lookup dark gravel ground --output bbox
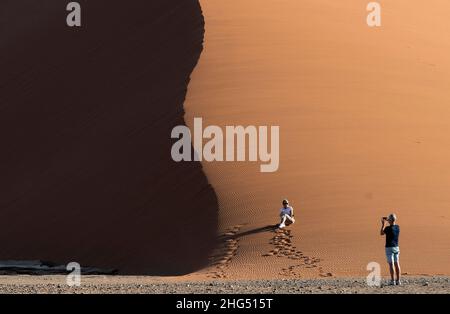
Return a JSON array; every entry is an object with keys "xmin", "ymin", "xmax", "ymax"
[{"xmin": 0, "ymin": 276, "xmax": 449, "ymax": 294}]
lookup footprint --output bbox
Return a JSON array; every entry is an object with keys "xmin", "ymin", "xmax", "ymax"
[
  {"xmin": 264, "ymin": 227, "xmax": 329, "ymax": 278},
  {"xmin": 206, "ymin": 225, "xmax": 242, "ymax": 279}
]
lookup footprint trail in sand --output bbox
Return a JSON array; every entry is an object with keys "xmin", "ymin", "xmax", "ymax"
[
  {"xmin": 206, "ymin": 225, "xmax": 243, "ymax": 279},
  {"xmin": 265, "ymin": 228, "xmax": 333, "ymax": 278},
  {"xmin": 204, "ymin": 224, "xmax": 332, "ymax": 279}
]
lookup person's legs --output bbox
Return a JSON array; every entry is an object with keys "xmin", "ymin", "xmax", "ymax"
[
  {"xmin": 394, "ymin": 262, "xmax": 401, "ymax": 283},
  {"xmin": 392, "ymin": 247, "xmax": 401, "ymax": 284},
  {"xmin": 385, "ymin": 247, "xmax": 395, "ymax": 283},
  {"xmin": 388, "ymin": 262, "xmax": 394, "ymax": 282},
  {"xmin": 285, "ymin": 215, "xmax": 295, "ymax": 224},
  {"xmin": 279, "ymin": 214, "xmax": 287, "ymax": 228}
]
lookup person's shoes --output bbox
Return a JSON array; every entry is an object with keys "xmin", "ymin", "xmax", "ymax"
[
  {"xmin": 388, "ymin": 280, "xmax": 396, "ymax": 286},
  {"xmin": 279, "ymin": 223, "xmax": 286, "ymax": 229},
  {"xmin": 396, "ymin": 280, "xmax": 402, "ymax": 286}
]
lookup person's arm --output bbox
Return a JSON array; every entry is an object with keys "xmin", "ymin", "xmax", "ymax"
[
  {"xmin": 290, "ymin": 207, "xmax": 294, "ymax": 217},
  {"xmin": 380, "ymin": 218, "xmax": 386, "ymax": 235}
]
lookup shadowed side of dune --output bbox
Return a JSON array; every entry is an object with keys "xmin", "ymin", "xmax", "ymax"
[{"xmin": 0, "ymin": 0, "xmax": 217, "ymax": 275}]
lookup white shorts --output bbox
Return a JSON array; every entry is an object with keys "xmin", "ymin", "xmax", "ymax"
[{"xmin": 385, "ymin": 246, "xmax": 400, "ymax": 263}]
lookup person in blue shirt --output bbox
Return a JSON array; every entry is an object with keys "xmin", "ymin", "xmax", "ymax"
[{"xmin": 380, "ymin": 213, "xmax": 401, "ymax": 285}]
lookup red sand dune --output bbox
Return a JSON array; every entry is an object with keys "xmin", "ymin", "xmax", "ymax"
[
  {"xmin": 2, "ymin": 0, "xmax": 450, "ymax": 280},
  {"xmin": 0, "ymin": 0, "xmax": 217, "ymax": 275},
  {"xmin": 184, "ymin": 0, "xmax": 450, "ymax": 279}
]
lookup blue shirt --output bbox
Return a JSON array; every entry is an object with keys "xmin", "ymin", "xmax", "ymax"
[{"xmin": 384, "ymin": 225, "xmax": 400, "ymax": 248}]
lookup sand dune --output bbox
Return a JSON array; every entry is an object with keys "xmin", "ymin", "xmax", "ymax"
[
  {"xmin": 185, "ymin": 0, "xmax": 450, "ymax": 278},
  {"xmin": 0, "ymin": 0, "xmax": 217, "ymax": 275},
  {"xmin": 2, "ymin": 0, "xmax": 449, "ymax": 280}
]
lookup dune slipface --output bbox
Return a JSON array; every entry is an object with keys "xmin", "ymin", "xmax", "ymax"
[{"xmin": 0, "ymin": 0, "xmax": 217, "ymax": 275}]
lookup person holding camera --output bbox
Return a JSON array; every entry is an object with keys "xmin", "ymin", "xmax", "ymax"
[{"xmin": 380, "ymin": 213, "xmax": 401, "ymax": 285}]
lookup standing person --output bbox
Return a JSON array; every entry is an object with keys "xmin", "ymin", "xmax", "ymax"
[
  {"xmin": 279, "ymin": 199, "xmax": 295, "ymax": 229},
  {"xmin": 380, "ymin": 213, "xmax": 401, "ymax": 285}
]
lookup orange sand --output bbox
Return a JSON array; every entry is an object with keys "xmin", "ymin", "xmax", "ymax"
[{"xmin": 184, "ymin": 0, "xmax": 450, "ymax": 279}]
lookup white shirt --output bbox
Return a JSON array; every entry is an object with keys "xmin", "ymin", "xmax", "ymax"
[{"xmin": 280, "ymin": 206, "xmax": 293, "ymax": 216}]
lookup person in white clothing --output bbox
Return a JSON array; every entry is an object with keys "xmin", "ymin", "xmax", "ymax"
[{"xmin": 279, "ymin": 199, "xmax": 295, "ymax": 229}]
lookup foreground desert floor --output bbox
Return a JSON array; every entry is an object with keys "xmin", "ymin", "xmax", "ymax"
[
  {"xmin": 184, "ymin": 0, "xmax": 450, "ymax": 279},
  {"xmin": 0, "ymin": 275, "xmax": 448, "ymax": 294}
]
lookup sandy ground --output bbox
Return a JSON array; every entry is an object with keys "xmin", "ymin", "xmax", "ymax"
[
  {"xmin": 184, "ymin": 0, "xmax": 450, "ymax": 279},
  {"xmin": 0, "ymin": 275, "xmax": 448, "ymax": 294}
]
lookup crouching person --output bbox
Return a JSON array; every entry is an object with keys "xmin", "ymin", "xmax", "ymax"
[{"xmin": 279, "ymin": 199, "xmax": 295, "ymax": 229}]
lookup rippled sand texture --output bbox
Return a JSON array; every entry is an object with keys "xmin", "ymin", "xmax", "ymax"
[{"xmin": 185, "ymin": 0, "xmax": 450, "ymax": 278}]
